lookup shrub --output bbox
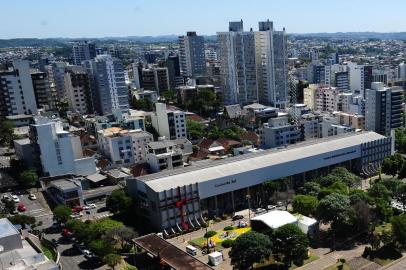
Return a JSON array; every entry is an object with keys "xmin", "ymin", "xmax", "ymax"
[
  {"xmin": 204, "ymin": 230, "xmax": 217, "ymax": 238},
  {"xmin": 363, "ymin": 246, "xmax": 372, "ymax": 258},
  {"xmin": 222, "ymin": 239, "xmax": 234, "ymax": 248},
  {"xmin": 224, "ymin": 226, "xmax": 234, "ymax": 231}
]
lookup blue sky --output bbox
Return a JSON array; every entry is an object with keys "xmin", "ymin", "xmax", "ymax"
[{"xmin": 2, "ymin": 0, "xmax": 406, "ymax": 38}]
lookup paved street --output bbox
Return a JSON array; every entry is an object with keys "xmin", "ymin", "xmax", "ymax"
[{"xmin": 381, "ymin": 256, "xmax": 406, "ymax": 270}]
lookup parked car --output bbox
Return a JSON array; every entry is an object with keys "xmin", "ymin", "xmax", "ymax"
[
  {"xmin": 84, "ymin": 203, "xmax": 96, "ymax": 210},
  {"xmin": 97, "ymin": 206, "xmax": 108, "ymax": 213},
  {"xmin": 62, "ymin": 228, "xmax": 72, "ymax": 237},
  {"xmin": 11, "ymin": 195, "xmax": 20, "ymax": 203},
  {"xmin": 72, "ymin": 205, "xmax": 84, "ymax": 213},
  {"xmin": 267, "ymin": 205, "xmax": 276, "ymax": 211},
  {"xmin": 17, "ymin": 203, "xmax": 27, "ymax": 212},
  {"xmin": 28, "ymin": 194, "xmax": 37, "ymax": 200},
  {"xmin": 1, "ymin": 195, "xmax": 10, "ymax": 202},
  {"xmin": 276, "ymin": 201, "xmax": 284, "ymax": 207},
  {"xmin": 51, "ymin": 239, "xmax": 59, "ymax": 246},
  {"xmin": 232, "ymin": 214, "xmax": 244, "ymax": 221},
  {"xmin": 254, "ymin": 208, "xmax": 266, "ymax": 214},
  {"xmin": 238, "ymin": 221, "xmax": 248, "ymax": 228},
  {"xmin": 70, "ymin": 212, "xmax": 83, "ymax": 219}
]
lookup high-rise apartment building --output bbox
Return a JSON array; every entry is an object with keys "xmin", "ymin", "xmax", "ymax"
[
  {"xmin": 84, "ymin": 55, "xmax": 129, "ymax": 115},
  {"xmin": 365, "ymin": 82, "xmax": 403, "ymax": 136},
  {"xmin": 47, "ymin": 62, "xmax": 68, "ymax": 100},
  {"xmin": 255, "ymin": 20, "xmax": 288, "ymax": 108},
  {"xmin": 72, "ymin": 41, "xmax": 96, "ymax": 65},
  {"xmin": 398, "ymin": 62, "xmax": 406, "ymax": 80},
  {"xmin": 31, "ymin": 70, "xmax": 54, "ymax": 110},
  {"xmin": 64, "ymin": 66, "xmax": 93, "ymax": 114},
  {"xmin": 0, "ymin": 60, "xmax": 38, "ymax": 116},
  {"xmin": 141, "ymin": 67, "xmax": 170, "ymax": 94},
  {"xmin": 217, "ymin": 20, "xmax": 258, "ymax": 105},
  {"xmin": 348, "ymin": 62, "xmax": 372, "ymax": 97},
  {"xmin": 179, "ymin": 32, "xmax": 206, "ymax": 77},
  {"xmin": 166, "ymin": 54, "xmax": 183, "ymax": 89}
]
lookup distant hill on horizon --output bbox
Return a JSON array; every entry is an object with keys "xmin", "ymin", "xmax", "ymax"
[{"xmin": 1, "ymin": 32, "xmax": 406, "ymax": 47}]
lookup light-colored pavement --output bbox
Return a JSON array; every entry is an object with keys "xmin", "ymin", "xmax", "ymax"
[{"xmin": 381, "ymin": 255, "xmax": 406, "ymax": 270}]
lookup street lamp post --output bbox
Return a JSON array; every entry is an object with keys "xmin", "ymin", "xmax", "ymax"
[{"xmin": 246, "ymin": 194, "xmax": 251, "ymax": 222}]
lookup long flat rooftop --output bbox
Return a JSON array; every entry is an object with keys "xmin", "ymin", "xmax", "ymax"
[{"xmin": 138, "ymin": 132, "xmax": 386, "ymax": 192}]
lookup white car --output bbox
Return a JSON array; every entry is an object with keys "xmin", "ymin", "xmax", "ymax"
[
  {"xmin": 70, "ymin": 212, "xmax": 83, "ymax": 219},
  {"xmin": 11, "ymin": 195, "xmax": 20, "ymax": 203},
  {"xmin": 28, "ymin": 194, "xmax": 37, "ymax": 200},
  {"xmin": 84, "ymin": 203, "xmax": 96, "ymax": 210}
]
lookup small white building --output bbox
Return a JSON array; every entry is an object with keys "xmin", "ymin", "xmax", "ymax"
[
  {"xmin": 151, "ymin": 103, "xmax": 187, "ymax": 140},
  {"xmin": 98, "ymin": 127, "xmax": 153, "ymax": 167},
  {"xmin": 132, "ymin": 89, "xmax": 158, "ymax": 103},
  {"xmin": 260, "ymin": 116, "xmax": 300, "ymax": 148},
  {"xmin": 31, "ymin": 117, "xmax": 96, "ymax": 177}
]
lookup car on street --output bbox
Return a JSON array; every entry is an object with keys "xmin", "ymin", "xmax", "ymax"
[
  {"xmin": 51, "ymin": 239, "xmax": 59, "ymax": 246},
  {"xmin": 70, "ymin": 212, "xmax": 83, "ymax": 219},
  {"xmin": 238, "ymin": 221, "xmax": 248, "ymax": 228},
  {"xmin": 232, "ymin": 214, "xmax": 244, "ymax": 221},
  {"xmin": 276, "ymin": 201, "xmax": 284, "ymax": 207},
  {"xmin": 62, "ymin": 228, "xmax": 73, "ymax": 237},
  {"xmin": 28, "ymin": 194, "xmax": 37, "ymax": 200},
  {"xmin": 254, "ymin": 208, "xmax": 267, "ymax": 215},
  {"xmin": 82, "ymin": 249, "xmax": 95, "ymax": 259},
  {"xmin": 11, "ymin": 195, "xmax": 20, "ymax": 203},
  {"xmin": 17, "ymin": 203, "xmax": 26, "ymax": 212},
  {"xmin": 72, "ymin": 205, "xmax": 84, "ymax": 213},
  {"xmin": 84, "ymin": 203, "xmax": 96, "ymax": 210},
  {"xmin": 267, "ymin": 205, "xmax": 276, "ymax": 210}
]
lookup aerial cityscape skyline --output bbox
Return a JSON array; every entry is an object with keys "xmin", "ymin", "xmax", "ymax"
[{"xmin": 3, "ymin": 0, "xmax": 406, "ymax": 38}]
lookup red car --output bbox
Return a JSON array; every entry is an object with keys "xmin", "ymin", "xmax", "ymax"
[
  {"xmin": 62, "ymin": 228, "xmax": 72, "ymax": 237},
  {"xmin": 72, "ymin": 206, "xmax": 84, "ymax": 213},
  {"xmin": 17, "ymin": 203, "xmax": 27, "ymax": 212}
]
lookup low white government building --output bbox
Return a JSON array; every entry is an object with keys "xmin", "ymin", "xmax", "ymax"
[{"xmin": 127, "ymin": 131, "xmax": 392, "ymax": 235}]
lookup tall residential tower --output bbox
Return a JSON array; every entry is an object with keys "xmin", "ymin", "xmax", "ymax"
[{"xmin": 178, "ymin": 32, "xmax": 206, "ymax": 77}]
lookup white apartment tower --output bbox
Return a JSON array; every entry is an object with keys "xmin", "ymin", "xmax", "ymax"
[
  {"xmin": 72, "ymin": 41, "xmax": 96, "ymax": 66},
  {"xmin": 31, "ymin": 117, "xmax": 96, "ymax": 177},
  {"xmin": 151, "ymin": 103, "xmax": 187, "ymax": 140},
  {"xmin": 179, "ymin": 32, "xmax": 206, "ymax": 77},
  {"xmin": 84, "ymin": 55, "xmax": 129, "ymax": 115},
  {"xmin": 255, "ymin": 20, "xmax": 288, "ymax": 108},
  {"xmin": 217, "ymin": 20, "xmax": 258, "ymax": 105},
  {"xmin": 0, "ymin": 60, "xmax": 38, "ymax": 116}
]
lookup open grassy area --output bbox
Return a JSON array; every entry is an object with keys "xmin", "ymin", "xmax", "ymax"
[{"xmin": 189, "ymin": 227, "xmax": 251, "ymax": 249}]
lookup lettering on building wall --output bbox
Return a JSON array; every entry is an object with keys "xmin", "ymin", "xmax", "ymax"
[
  {"xmin": 214, "ymin": 179, "xmax": 237, "ymax": 188},
  {"xmin": 323, "ymin": 150, "xmax": 356, "ymax": 160}
]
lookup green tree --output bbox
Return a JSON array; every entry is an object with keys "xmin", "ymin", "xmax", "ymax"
[
  {"xmin": 18, "ymin": 170, "xmax": 37, "ymax": 187},
  {"xmin": 53, "ymin": 205, "xmax": 72, "ymax": 223},
  {"xmin": 229, "ymin": 231, "xmax": 273, "ymax": 270},
  {"xmin": 349, "ymin": 201, "xmax": 373, "ymax": 233},
  {"xmin": 104, "ymin": 226, "xmax": 137, "ymax": 250},
  {"xmin": 0, "ymin": 118, "xmax": 15, "ymax": 147},
  {"xmin": 292, "ymin": 195, "xmax": 319, "ymax": 216},
  {"xmin": 374, "ymin": 198, "xmax": 393, "ymax": 222},
  {"xmin": 103, "ymin": 253, "xmax": 121, "ymax": 270},
  {"xmin": 391, "ymin": 214, "xmax": 406, "ymax": 247},
  {"xmin": 368, "ymin": 183, "xmax": 392, "ymax": 201},
  {"xmin": 66, "ymin": 219, "xmax": 92, "ymax": 244},
  {"xmin": 160, "ymin": 90, "xmax": 176, "ymax": 103},
  {"xmin": 316, "ymin": 193, "xmax": 351, "ymax": 230},
  {"xmin": 8, "ymin": 214, "xmax": 36, "ymax": 229},
  {"xmin": 382, "ymin": 154, "xmax": 404, "ymax": 176},
  {"xmin": 329, "ymin": 167, "xmax": 361, "ymax": 188},
  {"xmin": 89, "ymin": 218, "xmax": 124, "ymax": 239},
  {"xmin": 106, "ymin": 189, "xmax": 132, "ymax": 214},
  {"xmin": 349, "ymin": 190, "xmax": 372, "ymax": 205},
  {"xmin": 273, "ymin": 224, "xmax": 309, "ymax": 267},
  {"xmin": 89, "ymin": 239, "xmax": 115, "ymax": 257},
  {"xmin": 299, "ymin": 182, "xmax": 321, "ymax": 197},
  {"xmin": 186, "ymin": 119, "xmax": 205, "ymax": 140}
]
